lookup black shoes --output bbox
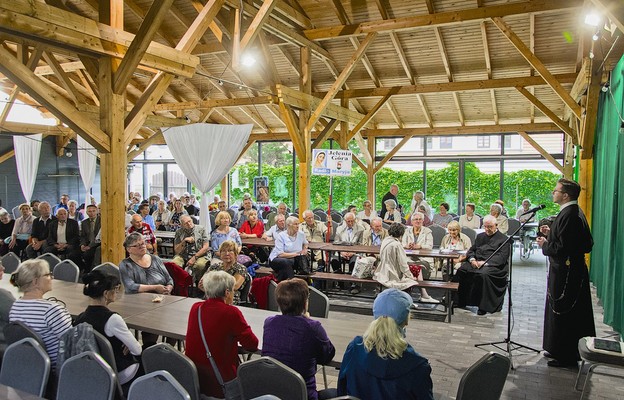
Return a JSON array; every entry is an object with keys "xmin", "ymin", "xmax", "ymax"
[
  {"xmin": 547, "ymin": 359, "xmax": 578, "ymax": 368},
  {"xmin": 477, "ymin": 309, "xmax": 487, "ymax": 315}
]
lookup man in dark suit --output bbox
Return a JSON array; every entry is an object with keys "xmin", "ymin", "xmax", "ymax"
[
  {"xmin": 379, "ymin": 184, "xmax": 400, "ymax": 218},
  {"xmin": 80, "ymin": 204, "xmax": 101, "ymax": 272},
  {"xmin": 453, "ymin": 214, "xmax": 510, "ymax": 316},
  {"xmin": 537, "ymin": 178, "xmax": 595, "ymax": 368},
  {"xmin": 44, "ymin": 208, "xmax": 82, "ymax": 268},
  {"xmin": 25, "ymin": 201, "xmax": 55, "ymax": 259}
]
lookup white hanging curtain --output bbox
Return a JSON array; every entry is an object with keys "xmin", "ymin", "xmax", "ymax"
[
  {"xmin": 163, "ymin": 123, "xmax": 252, "ymax": 230},
  {"xmin": 77, "ymin": 135, "xmax": 97, "ymax": 208},
  {"xmin": 13, "ymin": 134, "xmax": 42, "ymax": 203}
]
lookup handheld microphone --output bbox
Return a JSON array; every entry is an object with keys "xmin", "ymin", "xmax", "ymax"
[{"xmin": 520, "ymin": 204, "xmax": 545, "ymax": 216}]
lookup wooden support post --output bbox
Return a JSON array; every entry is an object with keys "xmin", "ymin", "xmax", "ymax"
[
  {"xmin": 367, "ymin": 135, "xmax": 375, "ymax": 203},
  {"xmin": 298, "ymin": 46, "xmax": 312, "ymax": 216},
  {"xmin": 577, "ymin": 157, "xmax": 593, "ymax": 238},
  {"xmin": 99, "ymin": 0, "xmax": 126, "ymax": 264},
  {"xmin": 220, "ymin": 176, "xmax": 229, "ymax": 204}
]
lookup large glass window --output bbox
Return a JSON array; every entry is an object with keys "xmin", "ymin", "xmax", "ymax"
[
  {"xmin": 464, "ymin": 161, "xmax": 501, "ymax": 216},
  {"xmin": 426, "ymin": 161, "xmax": 459, "ymax": 214}
]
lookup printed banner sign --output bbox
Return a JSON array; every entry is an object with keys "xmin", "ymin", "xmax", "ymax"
[{"xmin": 312, "ymin": 149, "xmax": 352, "ymax": 176}]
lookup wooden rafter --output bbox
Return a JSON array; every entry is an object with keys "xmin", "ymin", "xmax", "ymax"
[
  {"xmin": 491, "ymin": 17, "xmax": 582, "ymax": 119},
  {"xmin": 480, "ymin": 20, "xmax": 498, "ymax": 123},
  {"xmin": 318, "ymin": 73, "xmax": 577, "ymax": 99},
  {"xmin": 113, "ymin": 0, "xmax": 174, "ymax": 93},
  {"xmin": 277, "ymin": 84, "xmax": 364, "ymax": 125},
  {"xmin": 0, "ymin": 45, "xmax": 109, "ymax": 152},
  {"xmin": 0, "ymin": 47, "xmax": 42, "ymax": 124},
  {"xmin": 0, "ymin": 0, "xmax": 199, "ymax": 78},
  {"xmin": 42, "ymin": 51, "xmax": 84, "ymax": 105},
  {"xmin": 305, "ymin": 32, "xmax": 377, "ymax": 133},
  {"xmin": 123, "ymin": 0, "xmax": 226, "ymax": 146},
  {"xmin": 240, "ymin": 0, "xmax": 278, "ymax": 52},
  {"xmin": 517, "ymin": 131, "xmax": 564, "ymax": 173},
  {"xmin": 346, "ymin": 91, "xmax": 396, "ymax": 143},
  {"xmin": 311, "ymin": 119, "xmax": 339, "ymax": 149},
  {"xmin": 304, "ymin": 0, "xmax": 581, "ymax": 40},
  {"xmin": 243, "ymin": 122, "xmax": 561, "ymax": 142},
  {"xmin": 515, "ymin": 86, "xmax": 577, "ymax": 143},
  {"xmin": 0, "ymin": 149, "xmax": 15, "ymax": 165},
  {"xmin": 374, "ymin": 135, "xmax": 413, "ymax": 173}
]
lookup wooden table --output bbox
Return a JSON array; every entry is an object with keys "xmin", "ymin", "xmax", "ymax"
[
  {"xmin": 1, "ymin": 275, "xmax": 368, "ymax": 367},
  {"xmin": 242, "ymin": 238, "xmax": 328, "ymax": 251},
  {"xmin": 0, "ymin": 276, "xmax": 187, "ymax": 318},
  {"xmin": 124, "ymin": 297, "xmax": 370, "ymax": 366},
  {"xmin": 154, "ymin": 231, "xmax": 176, "ymax": 240}
]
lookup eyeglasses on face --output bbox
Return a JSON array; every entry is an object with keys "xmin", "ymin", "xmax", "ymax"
[{"xmin": 128, "ymin": 242, "xmax": 147, "ymax": 248}]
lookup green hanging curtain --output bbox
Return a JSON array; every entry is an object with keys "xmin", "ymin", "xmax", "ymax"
[{"xmin": 590, "ymin": 54, "xmax": 624, "ymax": 334}]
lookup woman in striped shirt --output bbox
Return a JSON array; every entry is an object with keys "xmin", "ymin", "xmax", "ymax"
[{"xmin": 9, "ymin": 259, "xmax": 72, "ymax": 368}]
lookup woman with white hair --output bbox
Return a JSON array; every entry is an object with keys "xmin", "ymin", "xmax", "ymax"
[
  {"xmin": 409, "ymin": 191, "xmax": 432, "ymax": 220},
  {"xmin": 152, "ymin": 200, "xmax": 171, "ymax": 231},
  {"xmin": 185, "ymin": 271, "xmax": 258, "ymax": 398},
  {"xmin": 9, "ymin": 259, "xmax": 72, "ymax": 368},
  {"xmin": 489, "ymin": 203, "xmax": 509, "ymax": 234},
  {"xmin": 269, "ymin": 216, "xmax": 309, "ymax": 281},
  {"xmin": 382, "ymin": 199, "xmax": 402, "ymax": 224},
  {"xmin": 67, "ymin": 199, "xmax": 84, "ymax": 222},
  {"xmin": 338, "ymin": 288, "xmax": 434, "ymax": 399}
]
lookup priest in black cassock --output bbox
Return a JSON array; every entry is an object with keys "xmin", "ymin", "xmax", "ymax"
[
  {"xmin": 537, "ymin": 178, "xmax": 595, "ymax": 368},
  {"xmin": 453, "ymin": 215, "xmax": 510, "ymax": 315}
]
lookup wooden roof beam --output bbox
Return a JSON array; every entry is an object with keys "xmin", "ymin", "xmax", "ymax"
[
  {"xmin": 0, "ymin": 45, "xmax": 109, "ymax": 152},
  {"xmin": 346, "ymin": 91, "xmax": 396, "ymax": 143},
  {"xmin": 365, "ymin": 122, "xmax": 561, "ymax": 138},
  {"xmin": 0, "ymin": 47, "xmax": 42, "ymax": 124},
  {"xmin": 0, "ymin": 121, "xmax": 71, "ymax": 135},
  {"xmin": 311, "ymin": 119, "xmax": 339, "ymax": 149},
  {"xmin": 154, "ymin": 96, "xmax": 275, "ymax": 112},
  {"xmin": 113, "ymin": 0, "xmax": 173, "ymax": 94},
  {"xmin": 516, "ymin": 86, "xmax": 577, "ymax": 143},
  {"xmin": 277, "ymin": 84, "xmax": 364, "ymax": 125},
  {"xmin": 305, "ymin": 0, "xmax": 582, "ymax": 40},
  {"xmin": 374, "ymin": 135, "xmax": 413, "ymax": 173},
  {"xmin": 480, "ymin": 20, "xmax": 499, "ymax": 124},
  {"xmin": 123, "ymin": 0, "xmax": 225, "ymax": 145},
  {"xmin": 517, "ymin": 131, "xmax": 564, "ymax": 173},
  {"xmin": 0, "ymin": 0, "xmax": 199, "ymax": 78},
  {"xmin": 42, "ymin": 51, "xmax": 85, "ymax": 105},
  {"xmin": 491, "ymin": 17, "xmax": 582, "ymax": 119},
  {"xmin": 318, "ymin": 73, "xmax": 577, "ymax": 99},
  {"xmin": 306, "ymin": 33, "xmax": 377, "ymax": 133},
  {"xmin": 0, "ymin": 149, "xmax": 15, "ymax": 165},
  {"xmin": 240, "ymin": 0, "xmax": 278, "ymax": 52}
]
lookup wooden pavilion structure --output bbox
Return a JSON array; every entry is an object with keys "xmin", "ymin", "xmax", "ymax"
[{"xmin": 0, "ymin": 0, "xmax": 622, "ymax": 263}]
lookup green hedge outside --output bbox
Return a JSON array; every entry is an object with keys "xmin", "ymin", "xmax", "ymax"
[{"xmin": 216, "ymin": 162, "xmax": 560, "ymax": 220}]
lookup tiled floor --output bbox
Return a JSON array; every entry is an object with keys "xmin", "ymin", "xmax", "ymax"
[{"xmin": 318, "ymin": 250, "xmax": 624, "ymax": 399}]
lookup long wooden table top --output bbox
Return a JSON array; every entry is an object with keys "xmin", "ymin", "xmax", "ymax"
[
  {"xmin": 124, "ymin": 297, "xmax": 370, "ymax": 365},
  {"xmin": 0, "ymin": 275, "xmax": 368, "ymax": 367},
  {"xmin": 0, "ymin": 276, "xmax": 187, "ymax": 318}
]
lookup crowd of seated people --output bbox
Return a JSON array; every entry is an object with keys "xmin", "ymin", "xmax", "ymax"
[{"xmin": 0, "ymin": 188, "xmax": 532, "ymax": 398}]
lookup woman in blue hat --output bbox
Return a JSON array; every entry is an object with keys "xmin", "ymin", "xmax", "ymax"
[{"xmin": 337, "ymin": 288, "xmax": 434, "ymax": 400}]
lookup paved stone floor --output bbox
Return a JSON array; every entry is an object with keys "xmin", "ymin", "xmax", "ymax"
[{"xmin": 319, "ymin": 250, "xmax": 624, "ymax": 399}]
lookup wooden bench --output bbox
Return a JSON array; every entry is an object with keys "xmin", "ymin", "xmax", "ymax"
[
  {"xmin": 295, "ymin": 271, "xmax": 458, "ymax": 322},
  {"xmin": 254, "ymin": 267, "xmax": 458, "ymax": 323}
]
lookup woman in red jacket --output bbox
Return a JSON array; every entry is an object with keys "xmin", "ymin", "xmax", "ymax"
[{"xmin": 185, "ymin": 270, "xmax": 258, "ymax": 398}]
